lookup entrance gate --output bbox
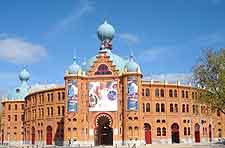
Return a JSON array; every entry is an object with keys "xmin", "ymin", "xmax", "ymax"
[
  {"xmin": 171, "ymin": 123, "xmax": 180, "ymax": 143},
  {"xmin": 95, "ymin": 114, "xmax": 113, "ymax": 146},
  {"xmin": 46, "ymin": 126, "xmax": 52, "ymax": 145},
  {"xmin": 195, "ymin": 123, "xmax": 200, "ymax": 143},
  {"xmin": 31, "ymin": 127, "xmax": 35, "ymax": 145},
  {"xmin": 144, "ymin": 123, "xmax": 152, "ymax": 144}
]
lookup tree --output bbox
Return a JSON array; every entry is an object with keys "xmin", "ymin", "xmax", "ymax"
[{"xmin": 193, "ymin": 49, "xmax": 225, "ymax": 115}]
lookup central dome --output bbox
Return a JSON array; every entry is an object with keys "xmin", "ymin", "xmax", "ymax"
[
  {"xmin": 19, "ymin": 66, "xmax": 30, "ymax": 82},
  {"xmin": 97, "ymin": 20, "xmax": 115, "ymax": 41}
]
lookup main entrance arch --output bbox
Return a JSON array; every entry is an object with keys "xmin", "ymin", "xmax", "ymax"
[
  {"xmin": 95, "ymin": 114, "xmax": 113, "ymax": 146},
  {"xmin": 209, "ymin": 124, "xmax": 212, "ymax": 142},
  {"xmin": 195, "ymin": 123, "xmax": 200, "ymax": 143},
  {"xmin": 144, "ymin": 123, "xmax": 152, "ymax": 144},
  {"xmin": 171, "ymin": 123, "xmax": 180, "ymax": 143},
  {"xmin": 46, "ymin": 126, "xmax": 52, "ymax": 145},
  {"xmin": 31, "ymin": 127, "xmax": 35, "ymax": 145}
]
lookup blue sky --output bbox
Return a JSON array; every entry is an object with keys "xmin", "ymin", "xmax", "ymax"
[{"xmin": 0, "ymin": 0, "xmax": 225, "ymax": 96}]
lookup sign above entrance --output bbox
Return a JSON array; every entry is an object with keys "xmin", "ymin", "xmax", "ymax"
[{"xmin": 88, "ymin": 81, "xmax": 117, "ymax": 111}]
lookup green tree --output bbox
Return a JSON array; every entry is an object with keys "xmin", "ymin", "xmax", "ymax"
[{"xmin": 193, "ymin": 49, "xmax": 225, "ymax": 114}]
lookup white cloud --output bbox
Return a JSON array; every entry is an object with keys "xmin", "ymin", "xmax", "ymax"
[
  {"xmin": 0, "ymin": 37, "xmax": 47, "ymax": 64},
  {"xmin": 143, "ymin": 73, "xmax": 192, "ymax": 82},
  {"xmin": 118, "ymin": 33, "xmax": 140, "ymax": 44},
  {"xmin": 47, "ymin": 0, "xmax": 94, "ymax": 35},
  {"xmin": 137, "ymin": 47, "xmax": 167, "ymax": 62}
]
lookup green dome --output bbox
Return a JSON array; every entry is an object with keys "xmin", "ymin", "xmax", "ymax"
[
  {"xmin": 7, "ymin": 67, "xmax": 30, "ymax": 100},
  {"xmin": 67, "ymin": 57, "xmax": 81, "ymax": 74},
  {"xmin": 125, "ymin": 55, "xmax": 140, "ymax": 72},
  {"xmin": 97, "ymin": 21, "xmax": 115, "ymax": 41},
  {"xmin": 19, "ymin": 66, "xmax": 30, "ymax": 81}
]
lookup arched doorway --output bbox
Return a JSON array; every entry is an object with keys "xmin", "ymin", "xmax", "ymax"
[
  {"xmin": 31, "ymin": 127, "xmax": 35, "ymax": 145},
  {"xmin": 46, "ymin": 126, "xmax": 52, "ymax": 145},
  {"xmin": 95, "ymin": 114, "xmax": 113, "ymax": 146},
  {"xmin": 144, "ymin": 123, "xmax": 152, "ymax": 144},
  {"xmin": 1, "ymin": 130, "xmax": 4, "ymax": 144},
  {"xmin": 209, "ymin": 124, "xmax": 212, "ymax": 142},
  {"xmin": 171, "ymin": 123, "xmax": 179, "ymax": 143},
  {"xmin": 195, "ymin": 123, "xmax": 200, "ymax": 143}
]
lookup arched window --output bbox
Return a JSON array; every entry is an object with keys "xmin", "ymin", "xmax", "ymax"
[
  {"xmin": 51, "ymin": 107, "xmax": 53, "ymax": 116},
  {"xmin": 188, "ymin": 127, "xmax": 191, "ymax": 135},
  {"xmin": 142, "ymin": 89, "xmax": 145, "ymax": 96},
  {"xmin": 157, "ymin": 127, "xmax": 161, "ymax": 136},
  {"xmin": 161, "ymin": 103, "xmax": 165, "ymax": 112},
  {"xmin": 162, "ymin": 127, "xmax": 166, "ymax": 136},
  {"xmin": 186, "ymin": 104, "xmax": 189, "ymax": 112},
  {"xmin": 193, "ymin": 105, "xmax": 196, "ymax": 114},
  {"xmin": 185, "ymin": 91, "xmax": 188, "ymax": 98},
  {"xmin": 160, "ymin": 89, "xmax": 164, "ymax": 97},
  {"xmin": 62, "ymin": 106, "xmax": 65, "ymax": 116},
  {"xmin": 169, "ymin": 89, "xmax": 173, "ymax": 97},
  {"xmin": 155, "ymin": 88, "xmax": 159, "ymax": 97},
  {"xmin": 146, "ymin": 103, "xmax": 150, "ymax": 112},
  {"xmin": 134, "ymin": 126, "xmax": 138, "ymax": 137},
  {"xmin": 142, "ymin": 103, "xmax": 145, "ymax": 112},
  {"xmin": 62, "ymin": 92, "xmax": 65, "ymax": 100},
  {"xmin": 174, "ymin": 90, "xmax": 178, "ymax": 97},
  {"xmin": 47, "ymin": 94, "xmax": 50, "ymax": 102},
  {"xmin": 156, "ymin": 103, "xmax": 160, "ymax": 112},
  {"xmin": 170, "ymin": 104, "xmax": 173, "ymax": 112},
  {"xmin": 51, "ymin": 93, "xmax": 53, "ymax": 102},
  {"xmin": 184, "ymin": 127, "xmax": 187, "ymax": 136},
  {"xmin": 47, "ymin": 107, "xmax": 50, "ymax": 116},
  {"xmin": 57, "ymin": 106, "xmax": 60, "ymax": 115},
  {"xmin": 128, "ymin": 117, "xmax": 132, "ymax": 120},
  {"xmin": 95, "ymin": 64, "xmax": 112, "ymax": 75},
  {"xmin": 129, "ymin": 127, "xmax": 133, "ymax": 136},
  {"xmin": 41, "ymin": 108, "xmax": 44, "ymax": 118},
  {"xmin": 145, "ymin": 88, "xmax": 150, "ymax": 96},
  {"xmin": 218, "ymin": 129, "xmax": 222, "ymax": 138},
  {"xmin": 182, "ymin": 104, "xmax": 185, "ymax": 112},
  {"xmin": 182, "ymin": 90, "xmax": 185, "ymax": 98},
  {"xmin": 175, "ymin": 104, "xmax": 178, "ymax": 112},
  {"xmin": 217, "ymin": 110, "xmax": 220, "ymax": 117},
  {"xmin": 58, "ymin": 92, "xmax": 61, "ymax": 101},
  {"xmin": 192, "ymin": 92, "xmax": 195, "ymax": 99}
]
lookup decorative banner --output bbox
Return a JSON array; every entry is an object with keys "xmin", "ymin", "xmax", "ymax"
[
  {"xmin": 127, "ymin": 77, "xmax": 138, "ymax": 111},
  {"xmin": 67, "ymin": 80, "xmax": 78, "ymax": 112},
  {"xmin": 89, "ymin": 81, "xmax": 117, "ymax": 111}
]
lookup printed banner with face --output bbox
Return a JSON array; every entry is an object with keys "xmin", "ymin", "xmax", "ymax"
[
  {"xmin": 127, "ymin": 77, "xmax": 138, "ymax": 111},
  {"xmin": 89, "ymin": 81, "xmax": 117, "ymax": 111},
  {"xmin": 67, "ymin": 80, "xmax": 78, "ymax": 112}
]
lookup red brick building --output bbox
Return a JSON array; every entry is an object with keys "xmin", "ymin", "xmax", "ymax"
[{"xmin": 0, "ymin": 21, "xmax": 224, "ymax": 146}]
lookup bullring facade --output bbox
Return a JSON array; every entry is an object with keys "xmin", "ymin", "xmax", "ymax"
[{"xmin": 0, "ymin": 21, "xmax": 224, "ymax": 146}]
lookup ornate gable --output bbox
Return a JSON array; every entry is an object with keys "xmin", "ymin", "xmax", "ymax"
[{"xmin": 87, "ymin": 51, "xmax": 119, "ymax": 76}]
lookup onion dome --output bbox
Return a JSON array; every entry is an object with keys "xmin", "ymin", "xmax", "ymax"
[
  {"xmin": 97, "ymin": 20, "xmax": 115, "ymax": 41},
  {"xmin": 125, "ymin": 54, "xmax": 140, "ymax": 72},
  {"xmin": 19, "ymin": 66, "xmax": 30, "ymax": 82},
  {"xmin": 67, "ymin": 57, "xmax": 81, "ymax": 74},
  {"xmin": 7, "ymin": 66, "xmax": 30, "ymax": 100}
]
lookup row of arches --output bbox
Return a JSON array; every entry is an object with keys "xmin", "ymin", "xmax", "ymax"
[
  {"xmin": 31, "ymin": 126, "xmax": 53, "ymax": 145},
  {"xmin": 142, "ymin": 88, "xmax": 190, "ymax": 98},
  {"xmin": 144, "ymin": 123, "xmax": 212, "ymax": 144}
]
